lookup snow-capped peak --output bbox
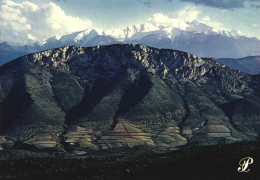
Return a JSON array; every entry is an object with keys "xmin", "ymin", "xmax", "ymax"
[
  {"xmin": 185, "ymin": 20, "xmax": 213, "ymax": 34},
  {"xmin": 43, "ymin": 19, "xmax": 244, "ymax": 47},
  {"xmin": 138, "ymin": 23, "xmax": 159, "ymax": 32},
  {"xmin": 40, "ymin": 19, "xmax": 249, "ymax": 54},
  {"xmin": 103, "ymin": 28, "xmax": 125, "ymax": 41},
  {"xmin": 59, "ymin": 29, "xmax": 101, "ymax": 44},
  {"xmin": 216, "ymin": 29, "xmax": 242, "ymax": 38}
]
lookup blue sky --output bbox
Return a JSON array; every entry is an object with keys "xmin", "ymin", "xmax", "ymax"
[{"xmin": 1, "ymin": 0, "xmax": 260, "ymax": 44}]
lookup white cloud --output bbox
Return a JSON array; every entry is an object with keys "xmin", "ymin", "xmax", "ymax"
[
  {"xmin": 0, "ymin": 0, "xmax": 92, "ymax": 45},
  {"xmin": 148, "ymin": 13, "xmax": 173, "ymax": 25},
  {"xmin": 199, "ymin": 16, "xmax": 224, "ymax": 30},
  {"xmin": 147, "ymin": 6, "xmax": 229, "ymax": 32},
  {"xmin": 148, "ymin": 7, "xmax": 201, "ymax": 29},
  {"xmin": 177, "ymin": 8, "xmax": 201, "ymax": 22}
]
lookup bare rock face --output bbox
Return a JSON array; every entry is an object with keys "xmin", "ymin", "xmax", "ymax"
[{"xmin": 0, "ymin": 44, "xmax": 259, "ymax": 156}]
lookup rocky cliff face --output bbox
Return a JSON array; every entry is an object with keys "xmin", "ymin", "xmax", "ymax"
[{"xmin": 0, "ymin": 44, "xmax": 259, "ymax": 155}]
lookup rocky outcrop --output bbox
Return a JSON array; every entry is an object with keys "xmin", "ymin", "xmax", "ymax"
[{"xmin": 0, "ymin": 44, "xmax": 259, "ymax": 155}]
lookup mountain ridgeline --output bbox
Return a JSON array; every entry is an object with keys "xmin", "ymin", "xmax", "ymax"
[
  {"xmin": 217, "ymin": 56, "xmax": 260, "ymax": 75},
  {"xmin": 1, "ymin": 21, "xmax": 260, "ymax": 68},
  {"xmin": 0, "ymin": 44, "xmax": 259, "ymax": 155}
]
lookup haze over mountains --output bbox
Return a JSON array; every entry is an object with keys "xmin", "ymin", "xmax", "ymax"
[
  {"xmin": 0, "ymin": 44, "xmax": 259, "ymax": 155},
  {"xmin": 1, "ymin": 20, "xmax": 260, "ymax": 72},
  {"xmin": 218, "ymin": 56, "xmax": 260, "ymax": 75}
]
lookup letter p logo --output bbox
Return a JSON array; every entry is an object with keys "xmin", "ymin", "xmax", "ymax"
[{"xmin": 238, "ymin": 157, "xmax": 254, "ymax": 172}]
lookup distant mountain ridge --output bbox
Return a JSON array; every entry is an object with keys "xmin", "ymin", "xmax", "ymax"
[
  {"xmin": 217, "ymin": 56, "xmax": 260, "ymax": 75},
  {"xmin": 0, "ymin": 42, "xmax": 40, "ymax": 66},
  {"xmin": 1, "ymin": 20, "xmax": 260, "ymax": 67}
]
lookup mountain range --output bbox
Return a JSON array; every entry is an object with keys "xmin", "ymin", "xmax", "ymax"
[
  {"xmin": 1, "ymin": 20, "xmax": 260, "ymax": 73},
  {"xmin": 218, "ymin": 56, "xmax": 260, "ymax": 75},
  {"xmin": 0, "ymin": 44, "xmax": 259, "ymax": 156}
]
